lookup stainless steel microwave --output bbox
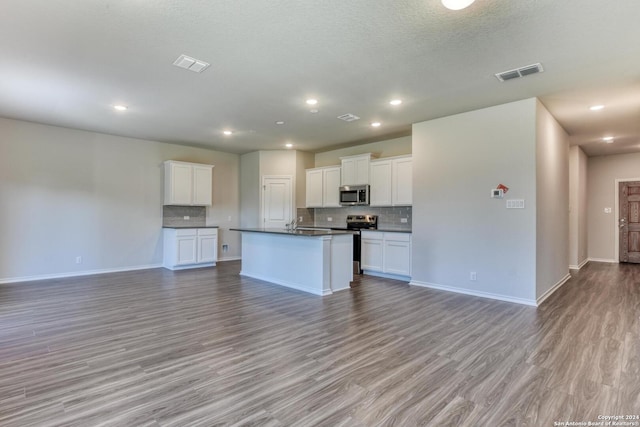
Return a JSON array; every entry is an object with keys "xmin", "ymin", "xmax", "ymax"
[{"xmin": 339, "ymin": 185, "xmax": 369, "ymax": 206}]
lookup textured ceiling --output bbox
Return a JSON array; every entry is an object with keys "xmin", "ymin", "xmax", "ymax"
[{"xmin": 1, "ymin": 0, "xmax": 639, "ymax": 156}]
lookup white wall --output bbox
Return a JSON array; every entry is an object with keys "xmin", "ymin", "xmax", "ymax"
[
  {"xmin": 240, "ymin": 151, "xmax": 260, "ymax": 228},
  {"xmin": 239, "ymin": 150, "xmax": 311, "ymax": 226},
  {"xmin": 0, "ymin": 117, "xmax": 241, "ymax": 282},
  {"xmin": 569, "ymin": 146, "xmax": 588, "ymax": 268},
  {"xmin": 314, "ymin": 136, "xmax": 411, "ymax": 167},
  {"xmin": 535, "ymin": 100, "xmax": 570, "ymax": 299},
  {"xmin": 411, "ymin": 99, "xmax": 538, "ymax": 304},
  {"xmin": 587, "ymin": 152, "xmax": 640, "ymax": 261}
]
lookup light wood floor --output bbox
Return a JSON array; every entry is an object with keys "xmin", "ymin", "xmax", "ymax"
[{"xmin": 1, "ymin": 261, "xmax": 638, "ymax": 426}]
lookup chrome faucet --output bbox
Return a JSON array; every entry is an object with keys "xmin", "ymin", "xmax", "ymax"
[{"xmin": 286, "ymin": 219, "xmax": 297, "ymax": 231}]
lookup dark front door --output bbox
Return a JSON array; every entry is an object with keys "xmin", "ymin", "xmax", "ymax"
[{"xmin": 619, "ymin": 181, "xmax": 640, "ymax": 263}]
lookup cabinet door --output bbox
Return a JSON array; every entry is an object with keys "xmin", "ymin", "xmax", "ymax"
[
  {"xmin": 392, "ymin": 157, "xmax": 412, "ymax": 206},
  {"xmin": 176, "ymin": 236, "xmax": 197, "ymax": 265},
  {"xmin": 192, "ymin": 165, "xmax": 213, "ymax": 206},
  {"xmin": 323, "ymin": 167, "xmax": 341, "ymax": 207},
  {"xmin": 361, "ymin": 235, "xmax": 384, "ymax": 272},
  {"xmin": 341, "ymin": 158, "xmax": 356, "ymax": 185},
  {"xmin": 354, "ymin": 156, "xmax": 370, "ymax": 185},
  {"xmin": 384, "ymin": 234, "xmax": 411, "ymax": 276},
  {"xmin": 306, "ymin": 169, "xmax": 324, "ymax": 207},
  {"xmin": 370, "ymin": 160, "xmax": 392, "ymax": 206},
  {"xmin": 197, "ymin": 235, "xmax": 217, "ymax": 263},
  {"xmin": 168, "ymin": 163, "xmax": 193, "ymax": 205}
]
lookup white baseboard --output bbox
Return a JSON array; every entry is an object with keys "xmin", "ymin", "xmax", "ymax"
[
  {"xmin": 363, "ymin": 270, "xmax": 411, "ymax": 282},
  {"xmin": 239, "ymin": 271, "xmax": 330, "ymax": 296},
  {"xmin": 0, "ymin": 264, "xmax": 163, "ymax": 285},
  {"xmin": 536, "ymin": 273, "xmax": 571, "ymax": 306},
  {"xmin": 409, "ymin": 280, "xmax": 537, "ymax": 306},
  {"xmin": 588, "ymin": 257, "xmax": 618, "ymax": 263},
  {"xmin": 218, "ymin": 256, "xmax": 241, "ymax": 262},
  {"xmin": 569, "ymin": 258, "xmax": 589, "ymax": 270}
]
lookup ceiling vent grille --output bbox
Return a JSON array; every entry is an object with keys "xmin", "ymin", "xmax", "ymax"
[
  {"xmin": 337, "ymin": 113, "xmax": 361, "ymax": 122},
  {"xmin": 173, "ymin": 54, "xmax": 210, "ymax": 73},
  {"xmin": 495, "ymin": 63, "xmax": 544, "ymax": 82}
]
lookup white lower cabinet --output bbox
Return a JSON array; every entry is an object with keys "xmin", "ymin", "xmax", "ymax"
[
  {"xmin": 361, "ymin": 231, "xmax": 411, "ymax": 278},
  {"xmin": 164, "ymin": 228, "xmax": 218, "ymax": 270}
]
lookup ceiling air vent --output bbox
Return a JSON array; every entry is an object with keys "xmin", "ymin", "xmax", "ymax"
[
  {"xmin": 337, "ymin": 113, "xmax": 360, "ymax": 122},
  {"xmin": 495, "ymin": 63, "xmax": 544, "ymax": 82},
  {"xmin": 173, "ymin": 54, "xmax": 210, "ymax": 73}
]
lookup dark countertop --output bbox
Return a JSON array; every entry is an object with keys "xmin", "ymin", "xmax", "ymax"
[
  {"xmin": 163, "ymin": 225, "xmax": 219, "ymax": 229},
  {"xmin": 303, "ymin": 225, "xmax": 412, "ymax": 233},
  {"xmin": 363, "ymin": 229, "xmax": 412, "ymax": 233},
  {"xmin": 230, "ymin": 228, "xmax": 356, "ymax": 237}
]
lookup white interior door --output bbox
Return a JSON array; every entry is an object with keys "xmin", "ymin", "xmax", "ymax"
[{"xmin": 262, "ymin": 176, "xmax": 293, "ymax": 228}]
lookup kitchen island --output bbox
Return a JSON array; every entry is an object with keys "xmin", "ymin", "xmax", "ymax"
[{"xmin": 230, "ymin": 228, "xmax": 354, "ymax": 296}]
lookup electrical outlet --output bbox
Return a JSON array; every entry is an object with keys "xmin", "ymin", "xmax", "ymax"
[
  {"xmin": 400, "ymin": 218, "xmax": 408, "ymax": 223},
  {"xmin": 183, "ymin": 216, "xmax": 190, "ymax": 220},
  {"xmin": 299, "ymin": 216, "xmax": 303, "ymax": 222},
  {"xmin": 222, "ymin": 244, "xmax": 229, "ymax": 252},
  {"xmin": 76, "ymin": 256, "xmax": 82, "ymax": 264},
  {"xmin": 327, "ymin": 217, "xmax": 333, "ymax": 222},
  {"xmin": 228, "ymin": 216, "xmax": 232, "ymax": 221},
  {"xmin": 470, "ymin": 271, "xmax": 477, "ymax": 281}
]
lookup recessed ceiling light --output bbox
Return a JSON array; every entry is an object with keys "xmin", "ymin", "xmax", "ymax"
[
  {"xmin": 223, "ymin": 130, "xmax": 232, "ymax": 136},
  {"xmin": 603, "ymin": 136, "xmax": 614, "ymax": 143},
  {"xmin": 275, "ymin": 121, "xmax": 285, "ymax": 125},
  {"xmin": 389, "ymin": 99, "xmax": 402, "ymax": 106},
  {"xmin": 306, "ymin": 99, "xmax": 318, "ymax": 105},
  {"xmin": 590, "ymin": 105, "xmax": 605, "ymax": 111},
  {"xmin": 371, "ymin": 122, "xmax": 381, "ymax": 127},
  {"xmin": 441, "ymin": 0, "xmax": 476, "ymax": 10},
  {"xmin": 113, "ymin": 105, "xmax": 127, "ymax": 111},
  {"xmin": 285, "ymin": 143, "xmax": 293, "ymax": 148}
]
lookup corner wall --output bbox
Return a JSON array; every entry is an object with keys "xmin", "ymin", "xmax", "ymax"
[
  {"xmin": 535, "ymin": 100, "xmax": 570, "ymax": 301},
  {"xmin": 0, "ymin": 117, "xmax": 241, "ymax": 282},
  {"xmin": 411, "ymin": 99, "xmax": 538, "ymax": 304},
  {"xmin": 569, "ymin": 146, "xmax": 588, "ymax": 268}
]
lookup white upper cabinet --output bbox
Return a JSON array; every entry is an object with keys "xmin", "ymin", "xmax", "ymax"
[
  {"xmin": 164, "ymin": 160, "xmax": 213, "ymax": 206},
  {"xmin": 322, "ymin": 166, "xmax": 342, "ymax": 207},
  {"xmin": 369, "ymin": 160, "xmax": 392, "ymax": 206},
  {"xmin": 369, "ymin": 155, "xmax": 412, "ymax": 206},
  {"xmin": 306, "ymin": 166, "xmax": 341, "ymax": 208},
  {"xmin": 305, "ymin": 168, "xmax": 324, "ymax": 207},
  {"xmin": 340, "ymin": 153, "xmax": 373, "ymax": 185},
  {"xmin": 392, "ymin": 156, "xmax": 412, "ymax": 206}
]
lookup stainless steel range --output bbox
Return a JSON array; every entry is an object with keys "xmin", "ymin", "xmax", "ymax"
[{"xmin": 346, "ymin": 214, "xmax": 378, "ymax": 274}]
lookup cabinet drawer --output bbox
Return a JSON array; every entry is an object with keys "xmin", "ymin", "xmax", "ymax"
[
  {"xmin": 197, "ymin": 228, "xmax": 218, "ymax": 236},
  {"xmin": 175, "ymin": 229, "xmax": 197, "ymax": 237},
  {"xmin": 361, "ymin": 230, "xmax": 383, "ymax": 240},
  {"xmin": 384, "ymin": 232, "xmax": 411, "ymax": 242}
]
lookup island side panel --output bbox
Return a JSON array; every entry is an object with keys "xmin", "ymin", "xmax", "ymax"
[
  {"xmin": 329, "ymin": 234, "xmax": 353, "ymax": 292},
  {"xmin": 239, "ymin": 232, "xmax": 330, "ymax": 295}
]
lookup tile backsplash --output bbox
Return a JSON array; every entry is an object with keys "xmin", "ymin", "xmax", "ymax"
[
  {"xmin": 163, "ymin": 206, "xmax": 206, "ymax": 227},
  {"xmin": 297, "ymin": 206, "xmax": 412, "ymax": 231}
]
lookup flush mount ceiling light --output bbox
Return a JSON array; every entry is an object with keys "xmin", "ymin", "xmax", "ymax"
[
  {"xmin": 223, "ymin": 130, "xmax": 233, "ymax": 136},
  {"xmin": 306, "ymin": 99, "xmax": 318, "ymax": 105},
  {"xmin": 285, "ymin": 143, "xmax": 293, "ymax": 148},
  {"xmin": 275, "ymin": 121, "xmax": 285, "ymax": 125},
  {"xmin": 389, "ymin": 99, "xmax": 402, "ymax": 106},
  {"xmin": 371, "ymin": 122, "xmax": 381, "ymax": 127},
  {"xmin": 441, "ymin": 0, "xmax": 476, "ymax": 10},
  {"xmin": 603, "ymin": 136, "xmax": 614, "ymax": 143},
  {"xmin": 113, "ymin": 105, "xmax": 127, "ymax": 111},
  {"xmin": 590, "ymin": 105, "xmax": 605, "ymax": 111},
  {"xmin": 310, "ymin": 109, "xmax": 319, "ymax": 114}
]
